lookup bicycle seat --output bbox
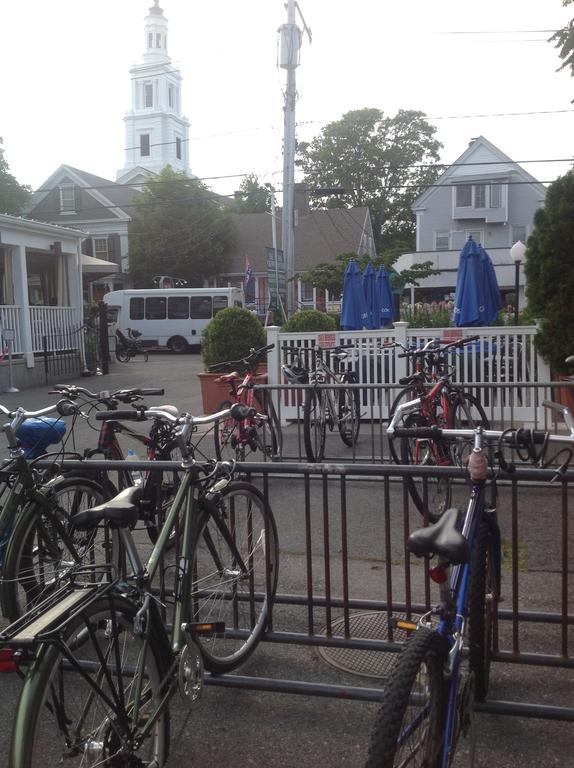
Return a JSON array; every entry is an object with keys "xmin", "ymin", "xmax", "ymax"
[
  {"xmin": 148, "ymin": 405, "xmax": 179, "ymax": 417},
  {"xmin": 565, "ymin": 355, "xmax": 574, "ymax": 367},
  {"xmin": 407, "ymin": 508, "xmax": 470, "ymax": 564},
  {"xmin": 72, "ymin": 487, "xmax": 142, "ymax": 530},
  {"xmin": 399, "ymin": 373, "xmax": 425, "ymax": 386}
]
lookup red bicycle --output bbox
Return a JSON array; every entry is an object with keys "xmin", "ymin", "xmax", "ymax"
[
  {"xmin": 387, "ymin": 336, "xmax": 490, "ymax": 521},
  {"xmin": 210, "ymin": 345, "xmax": 281, "ymax": 461}
]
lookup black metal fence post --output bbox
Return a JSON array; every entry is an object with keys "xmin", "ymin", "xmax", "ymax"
[{"xmin": 42, "ymin": 335, "xmax": 49, "ymax": 385}]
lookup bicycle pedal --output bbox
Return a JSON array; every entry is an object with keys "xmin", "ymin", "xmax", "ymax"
[{"xmin": 183, "ymin": 621, "xmax": 225, "ymax": 637}]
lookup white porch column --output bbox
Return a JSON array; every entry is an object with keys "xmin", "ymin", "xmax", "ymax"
[
  {"xmin": 12, "ymin": 245, "xmax": 34, "ymax": 367},
  {"xmin": 73, "ymin": 243, "xmax": 88, "ymax": 372}
]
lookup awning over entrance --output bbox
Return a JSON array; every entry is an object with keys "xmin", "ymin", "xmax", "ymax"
[{"xmin": 81, "ymin": 253, "xmax": 119, "ymax": 278}]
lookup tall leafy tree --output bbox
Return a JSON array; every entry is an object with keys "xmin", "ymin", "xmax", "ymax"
[
  {"xmin": 550, "ymin": 1, "xmax": 574, "ymax": 79},
  {"xmin": 296, "ymin": 108, "xmax": 442, "ymax": 250},
  {"xmin": 128, "ymin": 167, "xmax": 236, "ymax": 287},
  {"xmin": 525, "ymin": 170, "xmax": 574, "ymax": 373},
  {"xmin": 0, "ymin": 145, "xmax": 31, "ymax": 214},
  {"xmin": 232, "ymin": 174, "xmax": 271, "ymax": 213}
]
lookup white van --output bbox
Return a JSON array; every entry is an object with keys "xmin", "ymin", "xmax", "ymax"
[{"xmin": 102, "ymin": 287, "xmax": 245, "ymax": 353}]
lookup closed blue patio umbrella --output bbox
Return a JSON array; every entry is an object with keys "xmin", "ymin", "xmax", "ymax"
[
  {"xmin": 341, "ymin": 258, "xmax": 368, "ymax": 330},
  {"xmin": 376, "ymin": 264, "xmax": 395, "ymax": 326},
  {"xmin": 363, "ymin": 261, "xmax": 379, "ymax": 329},
  {"xmin": 453, "ymin": 237, "xmax": 502, "ymax": 327}
]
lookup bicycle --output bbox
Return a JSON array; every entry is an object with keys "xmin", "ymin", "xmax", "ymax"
[
  {"xmin": 282, "ymin": 344, "xmax": 360, "ymax": 462},
  {"xmin": 387, "ymin": 335, "xmax": 490, "ymax": 521},
  {"xmin": 115, "ymin": 327, "xmax": 149, "ymax": 362},
  {"xmin": 0, "ymin": 402, "xmax": 279, "ymax": 767},
  {"xmin": 365, "ymin": 396, "xmax": 574, "ymax": 768},
  {"xmin": 211, "ymin": 344, "xmax": 281, "ymax": 462},
  {"xmin": 0, "ymin": 400, "xmax": 112, "ymax": 621}
]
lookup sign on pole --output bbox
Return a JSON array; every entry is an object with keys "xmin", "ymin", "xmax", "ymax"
[{"xmin": 266, "ymin": 247, "xmax": 286, "ymax": 310}]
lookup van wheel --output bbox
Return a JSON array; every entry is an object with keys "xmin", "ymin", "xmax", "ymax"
[{"xmin": 168, "ymin": 336, "xmax": 188, "ymax": 354}]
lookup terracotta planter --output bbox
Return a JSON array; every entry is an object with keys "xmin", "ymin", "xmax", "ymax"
[
  {"xmin": 197, "ymin": 372, "xmax": 235, "ymax": 415},
  {"xmin": 553, "ymin": 373, "xmax": 574, "ymax": 413}
]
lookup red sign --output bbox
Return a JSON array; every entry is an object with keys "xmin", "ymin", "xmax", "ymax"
[{"xmin": 318, "ymin": 333, "xmax": 337, "ymax": 349}]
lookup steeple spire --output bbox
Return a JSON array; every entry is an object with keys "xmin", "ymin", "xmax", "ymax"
[{"xmin": 143, "ymin": 0, "xmax": 169, "ymax": 63}]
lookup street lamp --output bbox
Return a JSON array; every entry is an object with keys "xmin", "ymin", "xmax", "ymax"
[{"xmin": 510, "ymin": 240, "xmax": 526, "ymax": 325}]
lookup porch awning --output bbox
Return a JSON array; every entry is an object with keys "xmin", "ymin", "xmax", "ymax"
[{"xmin": 81, "ymin": 253, "xmax": 119, "ymax": 277}]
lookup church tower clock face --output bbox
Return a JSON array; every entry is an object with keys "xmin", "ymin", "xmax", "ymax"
[{"xmin": 117, "ymin": 1, "xmax": 191, "ymax": 183}]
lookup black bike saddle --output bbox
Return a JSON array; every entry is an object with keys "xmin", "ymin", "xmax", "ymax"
[{"xmin": 407, "ymin": 508, "xmax": 470, "ymax": 565}]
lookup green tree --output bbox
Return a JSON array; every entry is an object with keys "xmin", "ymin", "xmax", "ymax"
[
  {"xmin": 524, "ymin": 170, "xmax": 574, "ymax": 373},
  {"xmin": 128, "ymin": 167, "xmax": 236, "ymax": 287},
  {"xmin": 0, "ymin": 145, "xmax": 31, "ymax": 214},
  {"xmin": 550, "ymin": 1, "xmax": 574, "ymax": 79},
  {"xmin": 232, "ymin": 174, "xmax": 271, "ymax": 213},
  {"xmin": 296, "ymin": 108, "xmax": 442, "ymax": 250}
]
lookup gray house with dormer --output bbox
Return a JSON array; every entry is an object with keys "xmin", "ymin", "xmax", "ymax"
[{"xmin": 394, "ymin": 136, "xmax": 547, "ymax": 307}]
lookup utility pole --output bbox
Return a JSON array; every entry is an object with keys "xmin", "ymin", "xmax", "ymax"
[{"xmin": 279, "ymin": 0, "xmax": 311, "ymax": 316}]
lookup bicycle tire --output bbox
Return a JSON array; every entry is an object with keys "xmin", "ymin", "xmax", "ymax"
[
  {"xmin": 388, "ymin": 384, "xmax": 421, "ymax": 463},
  {"xmin": 145, "ymin": 439, "xmax": 185, "ymax": 549},
  {"xmin": 1, "ymin": 476, "xmax": 119, "ymax": 621},
  {"xmin": 115, "ymin": 346, "xmax": 130, "ymax": 363},
  {"xmin": 190, "ymin": 480, "xmax": 279, "ymax": 674},
  {"xmin": 253, "ymin": 391, "xmax": 281, "ymax": 460},
  {"xmin": 10, "ymin": 594, "xmax": 171, "ymax": 767},
  {"xmin": 468, "ymin": 521, "xmax": 498, "ymax": 702},
  {"xmin": 366, "ymin": 628, "xmax": 448, "ymax": 768},
  {"xmin": 214, "ymin": 399, "xmax": 240, "ymax": 461},
  {"xmin": 303, "ymin": 389, "xmax": 327, "ymax": 462},
  {"xmin": 338, "ymin": 375, "xmax": 360, "ymax": 447},
  {"xmin": 400, "ymin": 412, "xmax": 453, "ymax": 522}
]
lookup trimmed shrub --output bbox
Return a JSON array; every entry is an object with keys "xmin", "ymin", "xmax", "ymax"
[
  {"xmin": 281, "ymin": 310, "xmax": 338, "ymax": 333},
  {"xmin": 201, "ymin": 306, "xmax": 266, "ymax": 372}
]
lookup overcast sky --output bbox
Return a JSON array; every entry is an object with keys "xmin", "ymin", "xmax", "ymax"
[{"xmin": 2, "ymin": 0, "xmax": 573, "ymax": 200}]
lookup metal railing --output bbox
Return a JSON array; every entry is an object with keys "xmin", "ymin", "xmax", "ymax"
[{"xmin": 39, "ymin": 456, "xmax": 574, "ymax": 722}]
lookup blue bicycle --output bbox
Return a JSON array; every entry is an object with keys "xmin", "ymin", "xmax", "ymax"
[{"xmin": 365, "ymin": 397, "xmax": 574, "ymax": 768}]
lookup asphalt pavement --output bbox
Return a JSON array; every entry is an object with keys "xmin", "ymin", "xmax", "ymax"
[{"xmin": 0, "ymin": 352, "xmax": 572, "ymax": 767}]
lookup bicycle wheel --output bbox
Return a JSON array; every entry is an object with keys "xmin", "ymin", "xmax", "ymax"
[
  {"xmin": 214, "ymin": 400, "xmax": 240, "ymax": 462},
  {"xmin": 253, "ymin": 391, "xmax": 280, "ymax": 460},
  {"xmin": 190, "ymin": 480, "xmax": 279, "ymax": 674},
  {"xmin": 303, "ymin": 389, "xmax": 327, "ymax": 462},
  {"xmin": 400, "ymin": 412, "xmax": 452, "ymax": 522},
  {"xmin": 449, "ymin": 391, "xmax": 490, "ymax": 468},
  {"xmin": 388, "ymin": 385, "xmax": 421, "ymax": 463},
  {"xmin": 115, "ymin": 346, "xmax": 130, "ymax": 363},
  {"xmin": 338, "ymin": 377, "xmax": 360, "ymax": 447},
  {"xmin": 468, "ymin": 521, "xmax": 498, "ymax": 702},
  {"xmin": 366, "ymin": 628, "xmax": 448, "ymax": 768},
  {"xmin": 10, "ymin": 594, "xmax": 171, "ymax": 767},
  {"xmin": 1, "ymin": 477, "xmax": 119, "ymax": 621}
]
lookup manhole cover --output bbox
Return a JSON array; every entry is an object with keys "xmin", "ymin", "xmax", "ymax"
[{"xmin": 316, "ymin": 611, "xmax": 419, "ymax": 679}]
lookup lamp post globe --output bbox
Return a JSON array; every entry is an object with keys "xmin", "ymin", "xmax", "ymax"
[{"xmin": 510, "ymin": 240, "xmax": 526, "ymax": 324}]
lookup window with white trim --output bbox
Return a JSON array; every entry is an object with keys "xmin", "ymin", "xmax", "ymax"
[
  {"xmin": 435, "ymin": 231, "xmax": 450, "ymax": 251},
  {"xmin": 456, "ymin": 185, "xmax": 472, "ymax": 207},
  {"xmin": 512, "ymin": 225, "xmax": 526, "ymax": 244},
  {"xmin": 467, "ymin": 230, "xmax": 483, "ymax": 244},
  {"xmin": 94, "ymin": 238, "xmax": 108, "ymax": 260},
  {"xmin": 490, "ymin": 184, "xmax": 501, "ymax": 209},
  {"xmin": 300, "ymin": 281, "xmax": 314, "ymax": 302},
  {"xmin": 474, "ymin": 184, "xmax": 486, "ymax": 208},
  {"xmin": 148, "ymin": 33, "xmax": 153, "ymax": 48},
  {"xmin": 59, "ymin": 185, "xmax": 76, "ymax": 213},
  {"xmin": 144, "ymin": 83, "xmax": 153, "ymax": 108}
]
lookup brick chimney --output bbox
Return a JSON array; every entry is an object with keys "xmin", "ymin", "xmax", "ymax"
[{"xmin": 294, "ymin": 183, "xmax": 310, "ymax": 223}]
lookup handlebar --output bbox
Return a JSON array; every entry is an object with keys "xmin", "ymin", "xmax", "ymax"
[
  {"xmin": 50, "ymin": 385, "xmax": 165, "ymax": 403},
  {"xmin": 208, "ymin": 344, "xmax": 275, "ymax": 373},
  {"xmin": 95, "ymin": 402, "xmax": 256, "ymax": 426},
  {"xmin": 397, "ymin": 335, "xmax": 481, "ymax": 359}
]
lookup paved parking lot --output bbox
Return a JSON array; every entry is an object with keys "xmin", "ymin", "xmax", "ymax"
[{"xmin": 0, "ymin": 353, "xmax": 572, "ymax": 767}]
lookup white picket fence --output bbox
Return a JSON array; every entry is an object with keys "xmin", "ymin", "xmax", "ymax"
[
  {"xmin": 265, "ymin": 323, "xmax": 552, "ymax": 425},
  {"xmin": 0, "ymin": 305, "xmax": 79, "ymax": 355}
]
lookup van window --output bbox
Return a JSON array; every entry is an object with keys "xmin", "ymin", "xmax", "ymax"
[
  {"xmin": 168, "ymin": 296, "xmax": 189, "ymax": 319},
  {"xmin": 213, "ymin": 295, "xmax": 228, "ymax": 315},
  {"xmin": 130, "ymin": 298, "xmax": 144, "ymax": 320},
  {"xmin": 146, "ymin": 296, "xmax": 167, "ymax": 320},
  {"xmin": 190, "ymin": 296, "xmax": 212, "ymax": 319}
]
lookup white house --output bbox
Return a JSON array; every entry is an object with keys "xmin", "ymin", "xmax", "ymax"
[{"xmin": 0, "ymin": 214, "xmax": 85, "ymax": 382}]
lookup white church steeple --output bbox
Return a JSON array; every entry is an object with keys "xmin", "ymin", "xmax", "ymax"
[{"xmin": 117, "ymin": 1, "xmax": 191, "ymax": 184}]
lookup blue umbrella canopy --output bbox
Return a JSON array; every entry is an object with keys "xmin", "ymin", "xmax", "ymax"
[
  {"xmin": 362, "ymin": 261, "xmax": 379, "ymax": 329},
  {"xmin": 341, "ymin": 258, "xmax": 368, "ymax": 330},
  {"xmin": 453, "ymin": 237, "xmax": 503, "ymax": 327},
  {"xmin": 376, "ymin": 264, "xmax": 395, "ymax": 326}
]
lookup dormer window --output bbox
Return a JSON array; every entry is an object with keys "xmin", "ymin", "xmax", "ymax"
[
  {"xmin": 455, "ymin": 183, "xmax": 503, "ymax": 210},
  {"xmin": 59, "ymin": 185, "xmax": 76, "ymax": 213}
]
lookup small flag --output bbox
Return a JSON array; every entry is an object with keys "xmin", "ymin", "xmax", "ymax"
[{"xmin": 244, "ymin": 255, "xmax": 253, "ymax": 291}]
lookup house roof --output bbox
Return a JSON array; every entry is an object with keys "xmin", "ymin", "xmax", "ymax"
[
  {"xmin": 412, "ymin": 136, "xmax": 547, "ymax": 211},
  {"xmin": 226, "ymin": 206, "xmax": 374, "ymax": 275}
]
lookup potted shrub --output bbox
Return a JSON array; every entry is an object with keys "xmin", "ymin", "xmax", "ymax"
[{"xmin": 198, "ymin": 306, "xmax": 266, "ymax": 413}]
